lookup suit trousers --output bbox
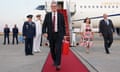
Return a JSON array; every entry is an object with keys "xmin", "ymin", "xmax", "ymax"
[
  {"xmin": 103, "ymin": 33, "xmax": 113, "ymax": 53},
  {"xmin": 25, "ymin": 38, "xmax": 33, "ymax": 55},
  {"xmin": 49, "ymin": 32, "xmax": 63, "ymax": 66},
  {"xmin": 12, "ymin": 34, "xmax": 18, "ymax": 44},
  {"xmin": 4, "ymin": 34, "xmax": 10, "ymax": 44}
]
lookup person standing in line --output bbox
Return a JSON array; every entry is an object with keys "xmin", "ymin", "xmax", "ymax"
[
  {"xmin": 33, "ymin": 14, "xmax": 42, "ymax": 53},
  {"xmin": 12, "ymin": 24, "xmax": 19, "ymax": 44},
  {"xmin": 22, "ymin": 15, "xmax": 36, "ymax": 56},
  {"xmin": 99, "ymin": 14, "xmax": 115, "ymax": 54},
  {"xmin": 42, "ymin": 1, "xmax": 66, "ymax": 70},
  {"xmin": 3, "ymin": 24, "xmax": 10, "ymax": 45},
  {"xmin": 80, "ymin": 17, "xmax": 94, "ymax": 53}
]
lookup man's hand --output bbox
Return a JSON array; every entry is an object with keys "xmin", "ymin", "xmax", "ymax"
[
  {"xmin": 43, "ymin": 33, "xmax": 48, "ymax": 38},
  {"xmin": 33, "ymin": 36, "xmax": 36, "ymax": 38},
  {"xmin": 64, "ymin": 36, "xmax": 67, "ymax": 40},
  {"xmin": 99, "ymin": 33, "xmax": 102, "ymax": 37},
  {"xmin": 113, "ymin": 32, "xmax": 115, "ymax": 35},
  {"xmin": 23, "ymin": 36, "xmax": 26, "ymax": 39}
]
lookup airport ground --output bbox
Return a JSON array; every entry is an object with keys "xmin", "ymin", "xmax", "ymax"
[{"xmin": 0, "ymin": 33, "xmax": 119, "ymax": 72}]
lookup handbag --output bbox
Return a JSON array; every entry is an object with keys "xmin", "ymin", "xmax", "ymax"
[{"xmin": 62, "ymin": 40, "xmax": 70, "ymax": 55}]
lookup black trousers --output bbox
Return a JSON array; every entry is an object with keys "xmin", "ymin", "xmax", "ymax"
[
  {"xmin": 103, "ymin": 33, "xmax": 113, "ymax": 53},
  {"xmin": 3, "ymin": 34, "xmax": 10, "ymax": 44},
  {"xmin": 25, "ymin": 38, "xmax": 33, "ymax": 55},
  {"xmin": 49, "ymin": 32, "xmax": 63, "ymax": 66},
  {"xmin": 12, "ymin": 34, "xmax": 18, "ymax": 44}
]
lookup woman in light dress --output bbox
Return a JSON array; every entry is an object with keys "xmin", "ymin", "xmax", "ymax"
[
  {"xmin": 33, "ymin": 14, "xmax": 42, "ymax": 52},
  {"xmin": 80, "ymin": 17, "xmax": 94, "ymax": 53}
]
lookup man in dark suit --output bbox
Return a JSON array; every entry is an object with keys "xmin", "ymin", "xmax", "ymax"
[
  {"xmin": 99, "ymin": 14, "xmax": 115, "ymax": 54},
  {"xmin": 22, "ymin": 15, "xmax": 36, "ymax": 56},
  {"xmin": 12, "ymin": 24, "xmax": 19, "ymax": 44},
  {"xmin": 3, "ymin": 24, "xmax": 10, "ymax": 45},
  {"xmin": 42, "ymin": 1, "xmax": 66, "ymax": 70}
]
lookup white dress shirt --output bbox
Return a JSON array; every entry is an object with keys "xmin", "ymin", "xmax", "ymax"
[
  {"xmin": 52, "ymin": 12, "xmax": 58, "ymax": 32},
  {"xmin": 104, "ymin": 19, "xmax": 109, "ymax": 25}
]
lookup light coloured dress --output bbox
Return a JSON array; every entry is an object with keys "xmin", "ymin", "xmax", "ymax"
[{"xmin": 80, "ymin": 23, "xmax": 93, "ymax": 48}]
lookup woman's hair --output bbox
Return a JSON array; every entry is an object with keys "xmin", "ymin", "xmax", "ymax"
[{"xmin": 84, "ymin": 17, "xmax": 91, "ymax": 24}]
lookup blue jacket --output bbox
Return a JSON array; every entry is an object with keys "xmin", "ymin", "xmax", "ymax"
[{"xmin": 22, "ymin": 21, "xmax": 36, "ymax": 38}]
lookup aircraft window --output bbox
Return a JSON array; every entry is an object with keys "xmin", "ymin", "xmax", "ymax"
[
  {"xmin": 116, "ymin": 6, "xmax": 118, "ymax": 8},
  {"xmin": 84, "ymin": 6, "xmax": 87, "ymax": 8},
  {"xmin": 92, "ymin": 6, "xmax": 95, "ymax": 8},
  {"xmin": 100, "ymin": 6, "xmax": 102, "ymax": 8},
  {"xmin": 104, "ymin": 6, "xmax": 107, "ymax": 8},
  {"xmin": 36, "ymin": 5, "xmax": 45, "ymax": 10},
  {"xmin": 112, "ymin": 6, "xmax": 114, "ymax": 8},
  {"xmin": 80, "ymin": 5, "xmax": 83, "ymax": 8},
  {"xmin": 96, "ymin": 6, "xmax": 99, "ymax": 8},
  {"xmin": 108, "ymin": 6, "xmax": 110, "ymax": 8},
  {"xmin": 88, "ymin": 5, "xmax": 91, "ymax": 8}
]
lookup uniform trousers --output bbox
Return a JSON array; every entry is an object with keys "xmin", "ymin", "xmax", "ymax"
[{"xmin": 25, "ymin": 38, "xmax": 33, "ymax": 55}]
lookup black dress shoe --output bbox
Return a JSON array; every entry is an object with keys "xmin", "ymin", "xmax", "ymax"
[
  {"xmin": 106, "ymin": 52, "xmax": 110, "ymax": 54},
  {"xmin": 56, "ymin": 66, "xmax": 61, "ymax": 71},
  {"xmin": 30, "ymin": 54, "xmax": 34, "ymax": 55},
  {"xmin": 25, "ymin": 54, "xmax": 29, "ymax": 56},
  {"xmin": 108, "ymin": 46, "xmax": 111, "ymax": 48},
  {"xmin": 52, "ymin": 63, "xmax": 56, "ymax": 66}
]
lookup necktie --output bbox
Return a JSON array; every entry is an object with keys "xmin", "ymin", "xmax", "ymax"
[
  {"xmin": 52, "ymin": 13, "xmax": 55, "ymax": 32},
  {"xmin": 105, "ymin": 20, "xmax": 109, "ymax": 25}
]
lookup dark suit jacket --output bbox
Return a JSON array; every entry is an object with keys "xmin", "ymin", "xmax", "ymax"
[
  {"xmin": 4, "ymin": 27, "xmax": 10, "ymax": 35},
  {"xmin": 12, "ymin": 27, "xmax": 18, "ymax": 35},
  {"xmin": 99, "ymin": 19, "xmax": 115, "ymax": 35},
  {"xmin": 22, "ymin": 21, "xmax": 36, "ymax": 38},
  {"xmin": 42, "ymin": 12, "xmax": 66, "ymax": 40}
]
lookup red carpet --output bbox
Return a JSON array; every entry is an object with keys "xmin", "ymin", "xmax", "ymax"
[{"xmin": 42, "ymin": 50, "xmax": 89, "ymax": 72}]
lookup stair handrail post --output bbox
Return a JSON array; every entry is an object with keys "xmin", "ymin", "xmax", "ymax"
[{"xmin": 66, "ymin": 0, "xmax": 73, "ymax": 46}]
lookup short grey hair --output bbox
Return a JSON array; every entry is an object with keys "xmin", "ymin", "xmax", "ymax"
[{"xmin": 51, "ymin": 1, "xmax": 57, "ymax": 6}]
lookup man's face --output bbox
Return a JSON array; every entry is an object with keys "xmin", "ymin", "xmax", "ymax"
[
  {"xmin": 28, "ymin": 18, "xmax": 32, "ymax": 22},
  {"xmin": 37, "ymin": 16, "xmax": 41, "ymax": 20},
  {"xmin": 103, "ymin": 14, "xmax": 108, "ymax": 19},
  {"xmin": 5, "ymin": 24, "xmax": 8, "ymax": 28},
  {"xmin": 51, "ymin": 3, "xmax": 57, "ymax": 12}
]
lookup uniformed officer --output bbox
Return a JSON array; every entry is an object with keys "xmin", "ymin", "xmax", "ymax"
[
  {"xmin": 3, "ymin": 24, "xmax": 10, "ymax": 45},
  {"xmin": 22, "ymin": 15, "xmax": 36, "ymax": 56},
  {"xmin": 12, "ymin": 24, "xmax": 19, "ymax": 44},
  {"xmin": 33, "ymin": 14, "xmax": 42, "ymax": 53}
]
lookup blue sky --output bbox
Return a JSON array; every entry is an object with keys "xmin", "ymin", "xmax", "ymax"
[{"xmin": 0, "ymin": 0, "xmax": 45, "ymax": 32}]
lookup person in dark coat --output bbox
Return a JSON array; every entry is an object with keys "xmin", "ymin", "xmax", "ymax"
[
  {"xmin": 99, "ymin": 14, "xmax": 115, "ymax": 54},
  {"xmin": 3, "ymin": 24, "xmax": 10, "ymax": 45},
  {"xmin": 42, "ymin": 1, "xmax": 66, "ymax": 70},
  {"xmin": 12, "ymin": 24, "xmax": 19, "ymax": 44},
  {"xmin": 22, "ymin": 15, "xmax": 36, "ymax": 56}
]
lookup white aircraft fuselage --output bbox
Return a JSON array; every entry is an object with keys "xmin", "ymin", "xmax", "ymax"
[{"xmin": 35, "ymin": 0, "xmax": 120, "ymax": 34}]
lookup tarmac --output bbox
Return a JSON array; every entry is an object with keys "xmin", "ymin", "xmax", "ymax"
[
  {"xmin": 0, "ymin": 36, "xmax": 49, "ymax": 72},
  {"xmin": 0, "ymin": 33, "xmax": 120, "ymax": 72},
  {"xmin": 72, "ymin": 33, "xmax": 120, "ymax": 72}
]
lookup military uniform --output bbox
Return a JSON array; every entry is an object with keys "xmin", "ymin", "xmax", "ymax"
[{"xmin": 22, "ymin": 15, "xmax": 36, "ymax": 56}]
